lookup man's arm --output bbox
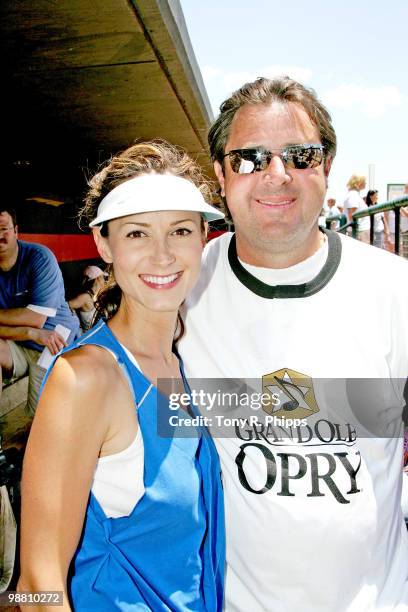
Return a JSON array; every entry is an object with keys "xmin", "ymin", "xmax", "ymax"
[
  {"xmin": 400, "ymin": 207, "xmax": 408, "ymax": 218},
  {"xmin": 0, "ymin": 307, "xmax": 46, "ymax": 328},
  {"xmin": 0, "ymin": 325, "xmax": 66, "ymax": 354}
]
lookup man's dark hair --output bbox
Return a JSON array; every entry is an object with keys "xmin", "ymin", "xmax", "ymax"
[
  {"xmin": 0, "ymin": 207, "xmax": 17, "ymax": 227},
  {"xmin": 208, "ymin": 76, "xmax": 337, "ymax": 165}
]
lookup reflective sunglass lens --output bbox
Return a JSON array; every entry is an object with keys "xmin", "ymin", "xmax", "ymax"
[
  {"xmin": 286, "ymin": 146, "xmax": 323, "ymax": 169},
  {"xmin": 239, "ymin": 159, "xmax": 256, "ymax": 174},
  {"xmin": 229, "ymin": 150, "xmax": 270, "ymax": 174},
  {"xmin": 229, "ymin": 152, "xmax": 256, "ymax": 174}
]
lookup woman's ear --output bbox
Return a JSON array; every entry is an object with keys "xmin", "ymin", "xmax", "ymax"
[{"xmin": 92, "ymin": 227, "xmax": 113, "ymax": 263}]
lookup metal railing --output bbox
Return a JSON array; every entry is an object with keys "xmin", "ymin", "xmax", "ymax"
[{"xmin": 326, "ymin": 195, "xmax": 408, "ymax": 255}]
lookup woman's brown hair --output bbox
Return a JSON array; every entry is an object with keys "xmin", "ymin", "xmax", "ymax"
[{"xmin": 80, "ymin": 139, "xmax": 211, "ymax": 339}]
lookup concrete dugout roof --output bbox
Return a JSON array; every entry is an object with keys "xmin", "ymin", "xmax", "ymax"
[{"xmin": 1, "ymin": 0, "xmax": 215, "ymax": 183}]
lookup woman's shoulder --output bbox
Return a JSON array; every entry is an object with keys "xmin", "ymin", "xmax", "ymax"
[
  {"xmin": 33, "ymin": 344, "xmax": 124, "ymax": 450},
  {"xmin": 47, "ymin": 343, "xmax": 121, "ymax": 401}
]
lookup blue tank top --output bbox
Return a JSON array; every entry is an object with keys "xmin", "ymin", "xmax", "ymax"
[{"xmin": 42, "ymin": 320, "xmax": 225, "ymax": 611}]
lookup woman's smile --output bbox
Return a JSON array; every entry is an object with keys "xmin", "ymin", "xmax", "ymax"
[{"xmin": 139, "ymin": 271, "xmax": 183, "ymax": 289}]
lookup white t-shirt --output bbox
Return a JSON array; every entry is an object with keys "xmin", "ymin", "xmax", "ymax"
[
  {"xmin": 386, "ymin": 209, "xmax": 408, "ymax": 234},
  {"xmin": 343, "ymin": 190, "xmax": 370, "ymax": 231},
  {"xmin": 373, "ymin": 211, "xmax": 384, "ymax": 233},
  {"xmin": 180, "ymin": 230, "xmax": 408, "ymax": 612},
  {"xmin": 327, "ymin": 205, "xmax": 341, "ymax": 229},
  {"xmin": 328, "ymin": 204, "xmax": 340, "ymax": 215}
]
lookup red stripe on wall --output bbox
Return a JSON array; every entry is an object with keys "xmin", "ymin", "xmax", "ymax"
[{"xmin": 19, "ymin": 234, "xmax": 99, "ymax": 262}]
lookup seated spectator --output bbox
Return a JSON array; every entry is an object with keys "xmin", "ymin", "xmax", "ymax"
[
  {"xmin": 69, "ymin": 265, "xmax": 107, "ymax": 332},
  {"xmin": 0, "ymin": 207, "xmax": 80, "ymax": 415}
]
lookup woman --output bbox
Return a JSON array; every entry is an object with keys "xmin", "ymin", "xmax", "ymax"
[
  {"xmin": 68, "ymin": 265, "xmax": 107, "ymax": 332},
  {"xmin": 343, "ymin": 175, "xmax": 370, "ymax": 243},
  {"xmin": 18, "ymin": 141, "xmax": 225, "ymax": 611},
  {"xmin": 365, "ymin": 189, "xmax": 388, "ymax": 249}
]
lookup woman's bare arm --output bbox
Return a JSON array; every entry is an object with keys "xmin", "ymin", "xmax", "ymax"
[
  {"xmin": 18, "ymin": 347, "xmax": 113, "ymax": 611},
  {"xmin": 68, "ymin": 292, "xmax": 93, "ymax": 311}
]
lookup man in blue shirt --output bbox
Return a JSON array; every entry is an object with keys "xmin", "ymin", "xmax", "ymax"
[{"xmin": 0, "ymin": 207, "xmax": 80, "ymax": 415}]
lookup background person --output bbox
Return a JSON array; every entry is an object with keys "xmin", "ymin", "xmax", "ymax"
[
  {"xmin": 18, "ymin": 141, "xmax": 225, "ymax": 612},
  {"xmin": 0, "ymin": 207, "xmax": 80, "ymax": 415},
  {"xmin": 68, "ymin": 265, "xmax": 107, "ymax": 332},
  {"xmin": 336, "ymin": 201, "xmax": 348, "ymax": 232},
  {"xmin": 326, "ymin": 197, "xmax": 341, "ymax": 230},
  {"xmin": 343, "ymin": 175, "xmax": 370, "ymax": 243},
  {"xmin": 400, "ymin": 183, "xmax": 408, "ymax": 258},
  {"xmin": 384, "ymin": 184, "xmax": 408, "ymax": 255},
  {"xmin": 365, "ymin": 189, "xmax": 388, "ymax": 249},
  {"xmin": 180, "ymin": 76, "xmax": 408, "ymax": 612},
  {"xmin": 384, "ymin": 209, "xmax": 395, "ymax": 253}
]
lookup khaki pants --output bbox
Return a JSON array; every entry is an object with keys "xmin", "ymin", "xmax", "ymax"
[
  {"xmin": 0, "ymin": 485, "xmax": 17, "ymax": 592},
  {"xmin": 4, "ymin": 341, "xmax": 46, "ymax": 416}
]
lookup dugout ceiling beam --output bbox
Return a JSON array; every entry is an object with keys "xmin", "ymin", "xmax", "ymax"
[{"xmin": 0, "ymin": 0, "xmax": 214, "ymax": 193}]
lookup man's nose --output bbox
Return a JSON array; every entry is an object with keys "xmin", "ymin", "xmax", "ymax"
[{"xmin": 262, "ymin": 154, "xmax": 291, "ymax": 186}]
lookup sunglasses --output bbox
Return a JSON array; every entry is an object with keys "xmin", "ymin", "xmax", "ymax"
[{"xmin": 223, "ymin": 144, "xmax": 325, "ymax": 174}]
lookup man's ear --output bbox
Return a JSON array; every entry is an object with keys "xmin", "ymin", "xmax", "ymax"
[
  {"xmin": 92, "ymin": 228, "xmax": 113, "ymax": 263},
  {"xmin": 14, "ymin": 224, "xmax": 18, "ymax": 237},
  {"xmin": 324, "ymin": 156, "xmax": 333, "ymax": 178},
  {"xmin": 214, "ymin": 161, "xmax": 226, "ymax": 197},
  {"xmin": 324, "ymin": 156, "xmax": 333, "ymax": 188}
]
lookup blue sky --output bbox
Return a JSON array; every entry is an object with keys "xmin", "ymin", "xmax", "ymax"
[{"xmin": 180, "ymin": 0, "xmax": 408, "ymax": 204}]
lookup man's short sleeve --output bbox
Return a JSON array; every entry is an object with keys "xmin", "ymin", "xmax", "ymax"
[{"xmin": 26, "ymin": 244, "xmax": 65, "ymax": 314}]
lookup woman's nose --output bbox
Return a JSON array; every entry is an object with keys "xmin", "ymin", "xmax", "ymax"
[{"xmin": 150, "ymin": 238, "xmax": 176, "ymax": 266}]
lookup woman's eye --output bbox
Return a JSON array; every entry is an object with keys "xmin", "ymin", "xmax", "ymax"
[
  {"xmin": 172, "ymin": 227, "xmax": 192, "ymax": 236},
  {"xmin": 126, "ymin": 230, "xmax": 146, "ymax": 238}
]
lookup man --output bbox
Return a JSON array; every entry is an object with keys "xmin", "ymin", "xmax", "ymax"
[
  {"xmin": 327, "ymin": 196, "xmax": 339, "ymax": 213},
  {"xmin": 0, "ymin": 208, "xmax": 80, "ymax": 415},
  {"xmin": 326, "ymin": 196, "xmax": 341, "ymax": 230},
  {"xmin": 180, "ymin": 77, "xmax": 408, "ymax": 610}
]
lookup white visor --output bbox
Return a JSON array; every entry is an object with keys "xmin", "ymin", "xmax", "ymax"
[{"xmin": 89, "ymin": 173, "xmax": 225, "ymax": 227}]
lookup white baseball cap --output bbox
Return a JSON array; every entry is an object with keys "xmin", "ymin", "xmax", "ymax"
[
  {"xmin": 89, "ymin": 173, "xmax": 225, "ymax": 227},
  {"xmin": 83, "ymin": 265, "xmax": 108, "ymax": 280}
]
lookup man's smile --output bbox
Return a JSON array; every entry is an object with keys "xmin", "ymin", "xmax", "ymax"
[{"xmin": 255, "ymin": 196, "xmax": 296, "ymax": 208}]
